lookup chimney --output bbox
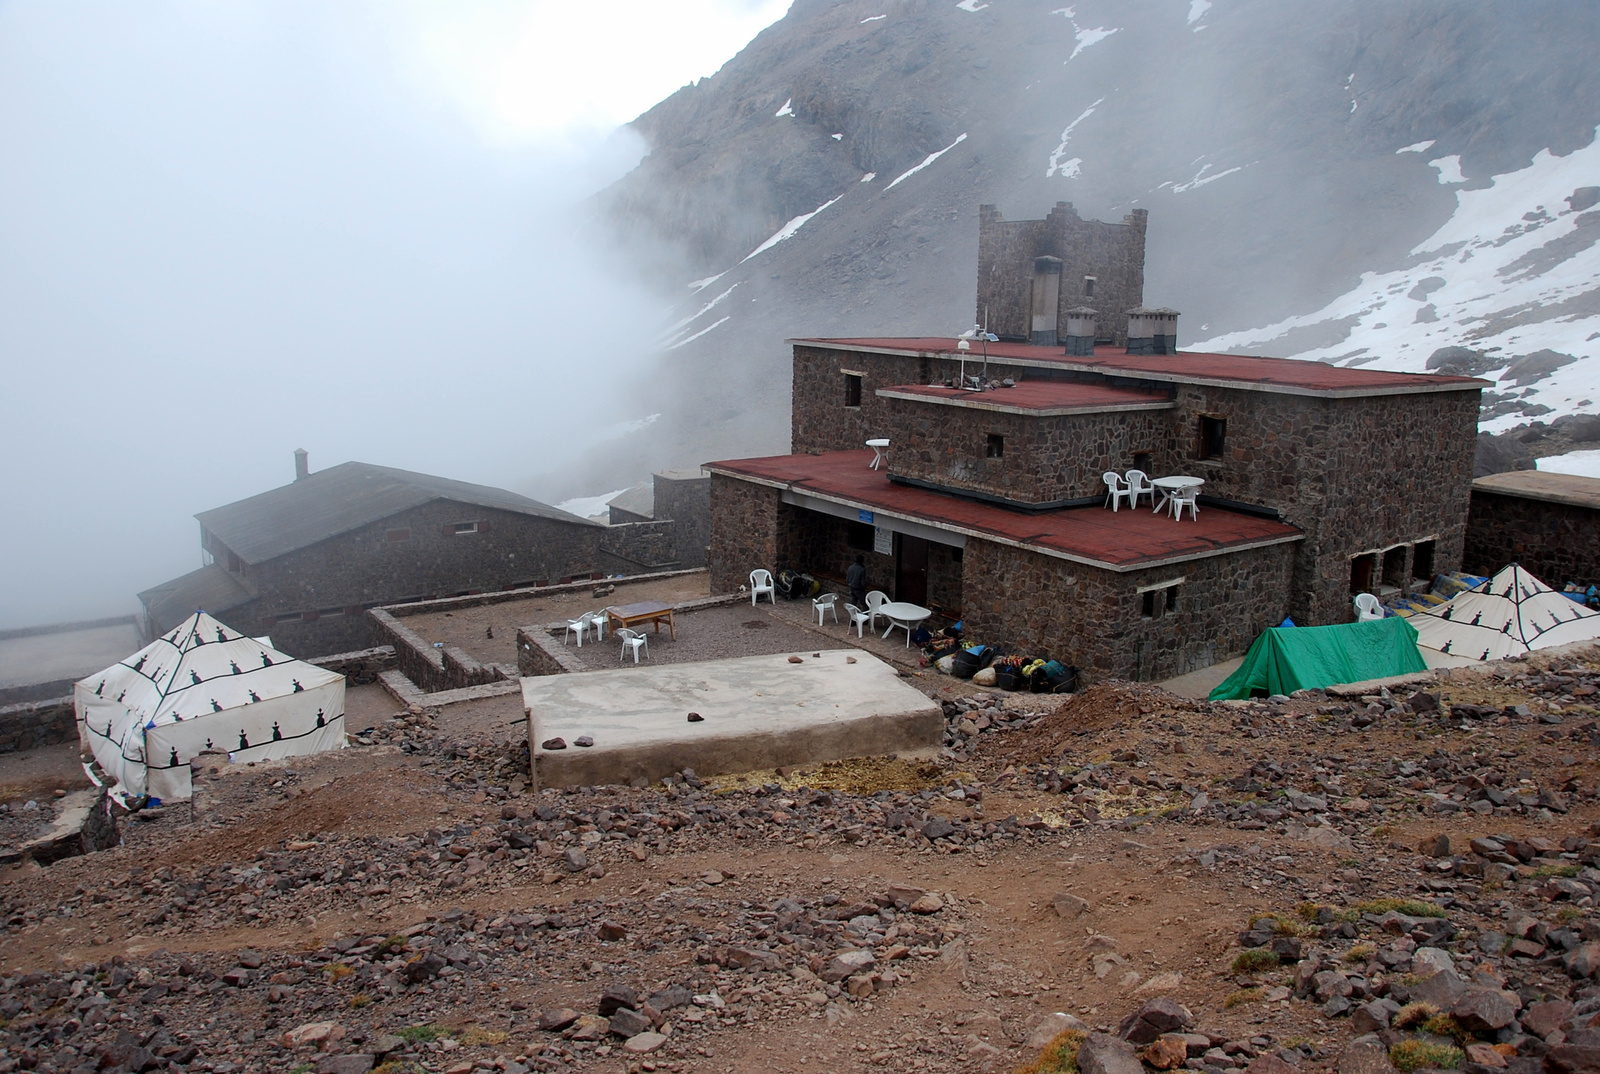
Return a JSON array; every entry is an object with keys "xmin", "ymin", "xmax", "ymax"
[
  {"xmin": 1063, "ymin": 307, "xmax": 1097, "ymax": 357},
  {"xmin": 1126, "ymin": 307, "xmax": 1179, "ymax": 356},
  {"xmin": 294, "ymin": 448, "xmax": 309, "ymax": 482},
  {"xmin": 1029, "ymin": 256, "xmax": 1063, "ymax": 345}
]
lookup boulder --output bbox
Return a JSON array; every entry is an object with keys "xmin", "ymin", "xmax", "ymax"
[
  {"xmin": 1077, "ymin": 1033, "xmax": 1145, "ymax": 1074},
  {"xmin": 1117, "ymin": 997, "xmax": 1193, "ymax": 1044},
  {"xmin": 1337, "ymin": 1035, "xmax": 1399, "ymax": 1074}
]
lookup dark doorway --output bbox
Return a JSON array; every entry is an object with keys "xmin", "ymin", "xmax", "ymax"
[{"xmin": 896, "ymin": 534, "xmax": 929, "ymax": 605}]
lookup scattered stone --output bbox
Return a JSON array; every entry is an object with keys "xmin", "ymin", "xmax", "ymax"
[
  {"xmin": 575, "ymin": 735, "xmax": 595, "ymax": 747},
  {"xmin": 623, "ymin": 1031, "xmax": 668, "ymax": 1054},
  {"xmin": 1053, "ymin": 892, "xmax": 1091, "ymax": 919},
  {"xmin": 541, "ymin": 737, "xmax": 567, "ymax": 750},
  {"xmin": 1078, "ymin": 1032, "xmax": 1145, "ymax": 1074}
]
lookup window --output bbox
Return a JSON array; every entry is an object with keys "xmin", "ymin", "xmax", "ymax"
[
  {"xmin": 985, "ymin": 433, "xmax": 1005, "ymax": 459},
  {"xmin": 844, "ymin": 373, "xmax": 862, "ymax": 408},
  {"xmin": 1412, "ymin": 540, "xmax": 1436, "ymax": 582},
  {"xmin": 317, "ymin": 607, "xmax": 343, "ymax": 618},
  {"xmin": 1349, "ymin": 552, "xmax": 1377, "ymax": 595},
  {"xmin": 451, "ymin": 521, "xmax": 479, "ymax": 535},
  {"xmin": 1140, "ymin": 582, "xmax": 1180, "ymax": 619},
  {"xmin": 846, "ymin": 521, "xmax": 873, "ymax": 551},
  {"xmin": 1083, "ymin": 275, "xmax": 1096, "ymax": 297},
  {"xmin": 386, "ymin": 528, "xmax": 411, "ymax": 543},
  {"xmin": 226, "ymin": 552, "xmax": 243, "ymax": 573},
  {"xmin": 1198, "ymin": 416, "xmax": 1227, "ymax": 460},
  {"xmin": 1381, "ymin": 546, "xmax": 1407, "ymax": 589},
  {"xmin": 1132, "ymin": 451, "xmax": 1153, "ymax": 473},
  {"xmin": 274, "ymin": 611, "xmax": 303, "ymax": 623}
]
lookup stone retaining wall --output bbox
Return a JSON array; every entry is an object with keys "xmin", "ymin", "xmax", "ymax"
[
  {"xmin": 1465, "ymin": 488, "xmax": 1600, "ymax": 585},
  {"xmin": 0, "ymin": 697, "xmax": 77, "ymax": 754},
  {"xmin": 597, "ymin": 520, "xmax": 680, "ymax": 574},
  {"xmin": 308, "ymin": 646, "xmax": 396, "ymax": 685}
]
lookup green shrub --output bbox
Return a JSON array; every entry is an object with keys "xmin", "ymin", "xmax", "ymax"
[
  {"xmin": 1015, "ymin": 1029, "xmax": 1087, "ymax": 1074},
  {"xmin": 1231, "ymin": 948, "xmax": 1280, "ymax": 974},
  {"xmin": 1389, "ymin": 1039, "xmax": 1463, "ymax": 1072}
]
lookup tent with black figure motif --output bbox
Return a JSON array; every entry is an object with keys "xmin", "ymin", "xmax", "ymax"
[
  {"xmin": 75, "ymin": 611, "xmax": 345, "ymax": 805},
  {"xmin": 1409, "ymin": 564, "xmax": 1600, "ymax": 663}
]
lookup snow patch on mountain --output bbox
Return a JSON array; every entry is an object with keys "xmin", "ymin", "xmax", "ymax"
[
  {"xmin": 1191, "ymin": 128, "xmax": 1600, "ymax": 433},
  {"xmin": 1538, "ymin": 449, "xmax": 1600, "ymax": 479},
  {"xmin": 1398, "ymin": 140, "xmax": 1437, "ymax": 155},
  {"xmin": 885, "ymin": 133, "xmax": 968, "ymax": 190},
  {"xmin": 741, "ymin": 194, "xmax": 845, "ymax": 261},
  {"xmin": 1046, "ymin": 98, "xmax": 1104, "ymax": 178},
  {"xmin": 1429, "ymin": 154, "xmax": 1467, "ymax": 184},
  {"xmin": 1187, "ymin": 0, "xmax": 1212, "ymax": 26}
]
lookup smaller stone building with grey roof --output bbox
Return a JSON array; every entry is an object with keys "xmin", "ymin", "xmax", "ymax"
[{"xmin": 139, "ymin": 453, "xmax": 604, "ymax": 658}]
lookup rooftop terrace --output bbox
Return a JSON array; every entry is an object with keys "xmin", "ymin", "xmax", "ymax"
[
  {"xmin": 707, "ymin": 449, "xmax": 1303, "ymax": 571},
  {"xmin": 795, "ymin": 338, "xmax": 1488, "ymax": 398}
]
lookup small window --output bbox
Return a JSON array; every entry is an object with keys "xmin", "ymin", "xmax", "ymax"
[
  {"xmin": 1349, "ymin": 552, "xmax": 1377, "ymax": 595},
  {"xmin": 986, "ymin": 433, "xmax": 1005, "ymax": 459},
  {"xmin": 1412, "ymin": 540, "xmax": 1436, "ymax": 582},
  {"xmin": 317, "ymin": 607, "xmax": 343, "ymax": 618},
  {"xmin": 1141, "ymin": 584, "xmax": 1179, "ymax": 619},
  {"xmin": 226, "ymin": 552, "xmax": 243, "ymax": 572},
  {"xmin": 275, "ymin": 611, "xmax": 303, "ymax": 623},
  {"xmin": 1199, "ymin": 416, "xmax": 1227, "ymax": 460},
  {"xmin": 1083, "ymin": 275, "xmax": 1096, "ymax": 297},
  {"xmin": 386, "ymin": 528, "xmax": 411, "ymax": 543},
  {"xmin": 1381, "ymin": 546, "xmax": 1407, "ymax": 589},
  {"xmin": 451, "ymin": 521, "xmax": 479, "ymax": 535},
  {"xmin": 844, "ymin": 373, "xmax": 863, "ymax": 408},
  {"xmin": 846, "ymin": 521, "xmax": 873, "ymax": 551}
]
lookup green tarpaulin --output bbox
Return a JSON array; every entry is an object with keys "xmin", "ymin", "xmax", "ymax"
[{"xmin": 1208, "ymin": 616, "xmax": 1426, "ymax": 700}]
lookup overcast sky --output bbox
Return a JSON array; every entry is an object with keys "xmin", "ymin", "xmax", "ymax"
[{"xmin": 0, "ymin": 0, "xmax": 790, "ymax": 630}]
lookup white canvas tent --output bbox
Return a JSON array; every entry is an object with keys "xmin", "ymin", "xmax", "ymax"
[
  {"xmin": 75, "ymin": 611, "xmax": 345, "ymax": 805},
  {"xmin": 1410, "ymin": 563, "xmax": 1600, "ymax": 663}
]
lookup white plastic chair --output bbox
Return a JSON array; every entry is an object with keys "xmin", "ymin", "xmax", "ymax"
[
  {"xmin": 1354, "ymin": 593, "xmax": 1384, "ymax": 622},
  {"xmin": 865, "ymin": 590, "xmax": 889, "ymax": 629},
  {"xmin": 1125, "ymin": 469, "xmax": 1155, "ymax": 509},
  {"xmin": 1169, "ymin": 484, "xmax": 1199, "ymax": 521},
  {"xmin": 1103, "ymin": 471, "xmax": 1132, "ymax": 511},
  {"xmin": 563, "ymin": 612, "xmax": 592, "ymax": 647},
  {"xmin": 618, "ymin": 628, "xmax": 650, "ymax": 663},
  {"xmin": 813, "ymin": 592, "xmax": 839, "ymax": 625},
  {"xmin": 750, "ymin": 569, "xmax": 775, "ymax": 605},
  {"xmin": 590, "ymin": 610, "xmax": 608, "ymax": 641},
  {"xmin": 843, "ymin": 603, "xmax": 871, "ymax": 639}
]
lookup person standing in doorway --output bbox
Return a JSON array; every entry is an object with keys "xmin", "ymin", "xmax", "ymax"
[{"xmin": 847, "ymin": 554, "xmax": 867, "ymax": 609}]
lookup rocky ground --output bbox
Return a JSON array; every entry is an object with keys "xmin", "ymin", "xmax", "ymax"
[{"xmin": 3, "ymin": 645, "xmax": 1600, "ymax": 1074}]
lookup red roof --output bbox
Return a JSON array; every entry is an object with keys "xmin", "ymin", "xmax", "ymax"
[
  {"xmin": 877, "ymin": 380, "xmax": 1171, "ymax": 413},
  {"xmin": 707, "ymin": 450, "xmax": 1302, "ymax": 571},
  {"xmin": 793, "ymin": 338, "xmax": 1487, "ymax": 396}
]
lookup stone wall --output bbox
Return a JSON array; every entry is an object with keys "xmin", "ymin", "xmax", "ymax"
[
  {"xmin": 959, "ymin": 536, "xmax": 1296, "ymax": 682},
  {"xmin": 881, "ymin": 394, "xmax": 1173, "ymax": 505},
  {"xmin": 1465, "ymin": 490, "xmax": 1600, "ymax": 584},
  {"xmin": 307, "ymin": 646, "xmax": 396, "ymax": 685},
  {"xmin": 516, "ymin": 627, "xmax": 589, "ymax": 677},
  {"xmin": 655, "ymin": 471, "xmax": 712, "ymax": 569},
  {"xmin": 368, "ymin": 609, "xmax": 504, "ymax": 694},
  {"xmin": 709, "ymin": 474, "xmax": 781, "ymax": 595},
  {"xmin": 0, "ymin": 697, "xmax": 76, "ymax": 754},
  {"xmin": 597, "ymin": 520, "xmax": 680, "ymax": 574},
  {"xmin": 976, "ymin": 203, "xmax": 1148, "ymax": 345},
  {"xmin": 200, "ymin": 500, "xmax": 603, "ymax": 659}
]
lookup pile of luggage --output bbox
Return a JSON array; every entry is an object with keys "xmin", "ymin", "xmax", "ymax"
[
  {"xmin": 923, "ymin": 631, "xmax": 1078, "ymax": 694},
  {"xmin": 774, "ymin": 568, "xmax": 822, "ymax": 601}
]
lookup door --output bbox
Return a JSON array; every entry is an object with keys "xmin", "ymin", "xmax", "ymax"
[{"xmin": 896, "ymin": 534, "xmax": 928, "ymax": 606}]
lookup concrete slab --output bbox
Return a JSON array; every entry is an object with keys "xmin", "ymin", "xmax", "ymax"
[
  {"xmin": 1159, "ymin": 656, "xmax": 1243, "ymax": 700},
  {"xmin": 523, "ymin": 650, "xmax": 943, "ymax": 790}
]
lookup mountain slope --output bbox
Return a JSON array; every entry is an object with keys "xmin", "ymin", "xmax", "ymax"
[{"xmin": 555, "ymin": 0, "xmax": 1600, "ymax": 495}]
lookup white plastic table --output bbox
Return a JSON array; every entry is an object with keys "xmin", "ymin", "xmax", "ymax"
[
  {"xmin": 866, "ymin": 438, "xmax": 890, "ymax": 470},
  {"xmin": 876, "ymin": 601, "xmax": 932, "ymax": 646},
  {"xmin": 1151, "ymin": 476, "xmax": 1205, "ymax": 516}
]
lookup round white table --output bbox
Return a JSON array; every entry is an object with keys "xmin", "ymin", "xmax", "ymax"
[
  {"xmin": 876, "ymin": 601, "xmax": 932, "ymax": 646},
  {"xmin": 866, "ymin": 438, "xmax": 890, "ymax": 470},
  {"xmin": 1151, "ymin": 475, "xmax": 1205, "ymax": 517}
]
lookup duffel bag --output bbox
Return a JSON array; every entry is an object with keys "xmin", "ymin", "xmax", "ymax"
[{"xmin": 950, "ymin": 644, "xmax": 993, "ymax": 680}]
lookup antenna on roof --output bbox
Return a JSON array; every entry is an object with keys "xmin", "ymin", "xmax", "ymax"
[{"xmin": 956, "ymin": 319, "xmax": 998, "ymax": 392}]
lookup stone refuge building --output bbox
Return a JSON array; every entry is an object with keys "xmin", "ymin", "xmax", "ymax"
[
  {"xmin": 1465, "ymin": 470, "xmax": 1600, "ymax": 587},
  {"xmin": 705, "ymin": 205, "xmax": 1485, "ymax": 681},
  {"xmin": 139, "ymin": 454, "xmax": 605, "ymax": 659},
  {"xmin": 605, "ymin": 468, "xmax": 713, "ymax": 570}
]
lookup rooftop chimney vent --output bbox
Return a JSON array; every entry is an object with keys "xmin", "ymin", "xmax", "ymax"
[
  {"xmin": 294, "ymin": 448, "xmax": 309, "ymax": 482},
  {"xmin": 1063, "ymin": 307, "xmax": 1098, "ymax": 357},
  {"xmin": 1126, "ymin": 307, "xmax": 1179, "ymax": 356}
]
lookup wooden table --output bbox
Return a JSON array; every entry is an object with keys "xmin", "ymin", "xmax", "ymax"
[
  {"xmin": 606, "ymin": 600, "xmax": 676, "ymax": 640},
  {"xmin": 1150, "ymin": 475, "xmax": 1205, "ymax": 516},
  {"xmin": 876, "ymin": 601, "xmax": 932, "ymax": 647}
]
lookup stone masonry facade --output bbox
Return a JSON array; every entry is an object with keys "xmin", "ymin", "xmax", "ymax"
[
  {"xmin": 709, "ymin": 475, "xmax": 781, "ymax": 597},
  {"xmin": 785, "ymin": 342, "xmax": 1480, "ymax": 627},
  {"xmin": 1465, "ymin": 490, "xmax": 1600, "ymax": 585},
  {"xmin": 881, "ymin": 394, "xmax": 1175, "ymax": 506},
  {"xmin": 977, "ymin": 203, "xmax": 1148, "ymax": 346},
  {"xmin": 196, "ymin": 500, "xmax": 603, "ymax": 659}
]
